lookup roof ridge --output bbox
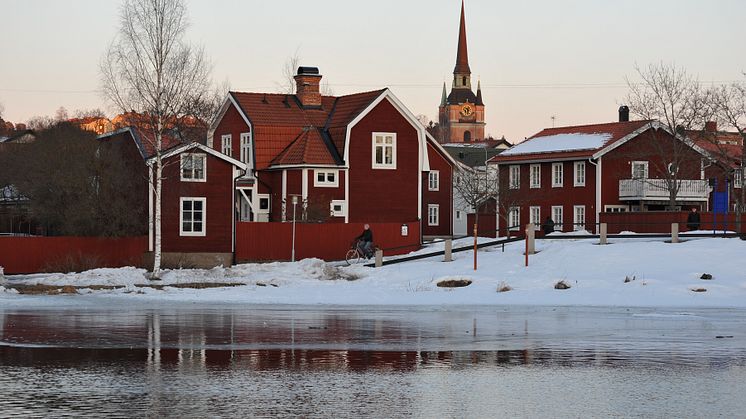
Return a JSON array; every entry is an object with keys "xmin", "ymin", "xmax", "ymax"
[{"xmin": 540, "ymin": 119, "xmax": 651, "ymax": 132}]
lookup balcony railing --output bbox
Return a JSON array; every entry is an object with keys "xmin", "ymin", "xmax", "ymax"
[{"xmin": 619, "ymin": 179, "xmax": 709, "ymax": 201}]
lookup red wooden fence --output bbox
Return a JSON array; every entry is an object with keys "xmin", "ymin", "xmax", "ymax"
[
  {"xmin": 0, "ymin": 236, "xmax": 148, "ymax": 274},
  {"xmin": 600, "ymin": 212, "xmax": 746, "ymax": 234},
  {"xmin": 235, "ymin": 221, "xmax": 421, "ymax": 262}
]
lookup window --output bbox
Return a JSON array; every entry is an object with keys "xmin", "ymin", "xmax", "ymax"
[
  {"xmin": 464, "ymin": 131, "xmax": 471, "ymax": 142},
  {"xmin": 508, "ymin": 207, "xmax": 520, "ymax": 231},
  {"xmin": 221, "ymin": 134, "xmax": 232, "ymax": 157},
  {"xmin": 735, "ymin": 169, "xmax": 743, "ymax": 189},
  {"xmin": 574, "ymin": 161, "xmax": 586, "ymax": 187},
  {"xmin": 240, "ymin": 132, "xmax": 251, "ymax": 166},
  {"xmin": 257, "ymin": 194, "xmax": 270, "ymax": 213},
  {"xmin": 573, "ymin": 205, "xmax": 586, "ymax": 231},
  {"xmin": 632, "ymin": 161, "xmax": 648, "ymax": 179},
  {"xmin": 604, "ymin": 205, "xmax": 628, "ymax": 213},
  {"xmin": 372, "ymin": 133, "xmax": 396, "ymax": 169},
  {"xmin": 529, "ymin": 206, "xmax": 541, "ymax": 230},
  {"xmin": 180, "ymin": 197, "xmax": 206, "ymax": 236},
  {"xmin": 529, "ymin": 164, "xmax": 541, "ymax": 188},
  {"xmin": 428, "ymin": 204, "xmax": 440, "ymax": 226},
  {"xmin": 428, "ymin": 171, "xmax": 440, "ymax": 191},
  {"xmin": 552, "ymin": 206, "xmax": 563, "ymax": 231},
  {"xmin": 181, "ymin": 153, "xmax": 206, "ymax": 182},
  {"xmin": 509, "ymin": 165, "xmax": 520, "ymax": 189},
  {"xmin": 456, "ymin": 210, "xmax": 462, "ymax": 220},
  {"xmin": 330, "ymin": 200, "xmax": 346, "ymax": 217},
  {"xmin": 314, "ymin": 170, "xmax": 339, "ymax": 187},
  {"xmin": 552, "ymin": 163, "xmax": 563, "ymax": 187}
]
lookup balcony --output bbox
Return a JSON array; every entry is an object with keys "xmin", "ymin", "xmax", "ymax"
[{"xmin": 618, "ymin": 179, "xmax": 710, "ymax": 201}]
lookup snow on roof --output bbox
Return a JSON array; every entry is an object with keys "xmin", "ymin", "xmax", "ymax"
[{"xmin": 501, "ymin": 133, "xmax": 612, "ymax": 156}]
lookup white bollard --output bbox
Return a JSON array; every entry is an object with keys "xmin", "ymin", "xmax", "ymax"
[
  {"xmin": 671, "ymin": 223, "xmax": 679, "ymax": 243},
  {"xmin": 600, "ymin": 223, "xmax": 608, "ymax": 245},
  {"xmin": 375, "ymin": 249, "xmax": 383, "ymax": 268},
  {"xmin": 444, "ymin": 239, "xmax": 453, "ymax": 262},
  {"xmin": 526, "ymin": 224, "xmax": 536, "ymax": 255},
  {"xmin": 0, "ymin": 266, "xmax": 6, "ymax": 285}
]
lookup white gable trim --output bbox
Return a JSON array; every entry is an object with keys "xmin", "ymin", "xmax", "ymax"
[
  {"xmin": 207, "ymin": 94, "xmax": 253, "ymax": 148},
  {"xmin": 342, "ymin": 89, "xmax": 430, "ymax": 171},
  {"xmin": 147, "ymin": 142, "xmax": 248, "ymax": 171},
  {"xmin": 425, "ymin": 131, "xmax": 459, "ymax": 167}
]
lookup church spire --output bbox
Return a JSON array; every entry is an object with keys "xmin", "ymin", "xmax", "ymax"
[
  {"xmin": 476, "ymin": 79, "xmax": 483, "ymax": 105},
  {"xmin": 441, "ymin": 82, "xmax": 448, "ymax": 106},
  {"xmin": 453, "ymin": 0, "xmax": 471, "ymax": 75}
]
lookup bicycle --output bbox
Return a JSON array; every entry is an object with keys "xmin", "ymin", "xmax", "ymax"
[{"xmin": 345, "ymin": 240, "xmax": 376, "ymax": 265}]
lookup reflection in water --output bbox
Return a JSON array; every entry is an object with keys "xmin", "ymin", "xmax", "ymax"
[{"xmin": 1, "ymin": 306, "xmax": 745, "ymax": 417}]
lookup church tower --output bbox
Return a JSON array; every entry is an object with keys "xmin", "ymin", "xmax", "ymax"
[{"xmin": 438, "ymin": 0, "xmax": 485, "ymax": 143}]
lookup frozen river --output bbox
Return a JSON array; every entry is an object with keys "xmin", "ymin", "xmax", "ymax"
[{"xmin": 1, "ymin": 304, "xmax": 744, "ymax": 417}]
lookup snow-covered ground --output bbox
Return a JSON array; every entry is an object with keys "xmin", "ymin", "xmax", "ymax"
[{"xmin": 2, "ymin": 235, "xmax": 745, "ymax": 307}]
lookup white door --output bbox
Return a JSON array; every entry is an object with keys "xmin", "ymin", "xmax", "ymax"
[{"xmin": 453, "ymin": 209, "xmax": 467, "ymax": 236}]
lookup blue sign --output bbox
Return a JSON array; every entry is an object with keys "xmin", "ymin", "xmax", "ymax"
[{"xmin": 713, "ymin": 192, "xmax": 729, "ymax": 214}]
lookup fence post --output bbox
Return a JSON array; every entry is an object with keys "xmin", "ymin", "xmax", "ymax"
[
  {"xmin": 375, "ymin": 249, "xmax": 383, "ymax": 268},
  {"xmin": 671, "ymin": 223, "xmax": 679, "ymax": 243},
  {"xmin": 526, "ymin": 225, "xmax": 535, "ymax": 255},
  {"xmin": 444, "ymin": 239, "xmax": 452, "ymax": 262},
  {"xmin": 599, "ymin": 223, "xmax": 607, "ymax": 245},
  {"xmin": 0, "ymin": 266, "xmax": 5, "ymax": 285}
]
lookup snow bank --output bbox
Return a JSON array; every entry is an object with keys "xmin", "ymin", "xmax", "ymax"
[{"xmin": 3, "ymin": 237, "xmax": 746, "ymax": 308}]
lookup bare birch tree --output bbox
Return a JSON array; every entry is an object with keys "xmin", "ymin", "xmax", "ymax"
[
  {"xmin": 454, "ymin": 163, "xmax": 499, "ymax": 235},
  {"xmin": 709, "ymin": 78, "xmax": 746, "ymax": 227},
  {"xmin": 100, "ymin": 0, "xmax": 212, "ymax": 278},
  {"xmin": 626, "ymin": 62, "xmax": 711, "ymax": 210}
]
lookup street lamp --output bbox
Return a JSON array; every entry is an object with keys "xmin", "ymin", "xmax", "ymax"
[{"xmin": 291, "ymin": 195, "xmax": 298, "ymax": 262}]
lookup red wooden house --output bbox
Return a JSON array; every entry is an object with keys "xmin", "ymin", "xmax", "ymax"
[
  {"xmin": 98, "ymin": 127, "xmax": 247, "ymax": 267},
  {"xmin": 490, "ymin": 108, "xmax": 725, "ymax": 236},
  {"xmin": 208, "ymin": 67, "xmax": 456, "ymax": 242}
]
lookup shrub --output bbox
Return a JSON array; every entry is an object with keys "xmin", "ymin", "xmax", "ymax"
[
  {"xmin": 554, "ymin": 280, "xmax": 571, "ymax": 290},
  {"xmin": 497, "ymin": 281, "xmax": 512, "ymax": 292}
]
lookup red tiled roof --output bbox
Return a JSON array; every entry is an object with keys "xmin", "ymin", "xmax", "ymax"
[
  {"xmin": 98, "ymin": 127, "xmax": 184, "ymax": 159},
  {"xmin": 688, "ymin": 130, "xmax": 743, "ymax": 168},
  {"xmin": 230, "ymin": 89, "xmax": 385, "ymax": 169},
  {"xmin": 491, "ymin": 120, "xmax": 651, "ymax": 163},
  {"xmin": 271, "ymin": 128, "xmax": 337, "ymax": 166}
]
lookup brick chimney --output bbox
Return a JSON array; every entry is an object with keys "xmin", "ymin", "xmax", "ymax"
[
  {"xmin": 294, "ymin": 66, "xmax": 322, "ymax": 108},
  {"xmin": 705, "ymin": 121, "xmax": 717, "ymax": 132}
]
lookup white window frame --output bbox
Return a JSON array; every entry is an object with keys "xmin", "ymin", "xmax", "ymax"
[
  {"xmin": 428, "ymin": 170, "xmax": 440, "ymax": 191},
  {"xmin": 529, "ymin": 206, "xmax": 541, "ymax": 230},
  {"xmin": 180, "ymin": 197, "xmax": 206, "ymax": 237},
  {"xmin": 552, "ymin": 163, "xmax": 563, "ymax": 187},
  {"xmin": 180, "ymin": 153, "xmax": 206, "ymax": 182},
  {"xmin": 428, "ymin": 204, "xmax": 440, "ymax": 226},
  {"xmin": 314, "ymin": 170, "xmax": 339, "ymax": 188},
  {"xmin": 604, "ymin": 205, "xmax": 628, "ymax": 213},
  {"xmin": 573, "ymin": 205, "xmax": 586, "ymax": 231},
  {"xmin": 239, "ymin": 132, "xmax": 252, "ymax": 166},
  {"xmin": 372, "ymin": 132, "xmax": 396, "ymax": 169},
  {"xmin": 508, "ymin": 206, "xmax": 520, "ymax": 231},
  {"xmin": 530, "ymin": 164, "xmax": 541, "ymax": 189},
  {"xmin": 330, "ymin": 200, "xmax": 347, "ymax": 217},
  {"xmin": 256, "ymin": 194, "xmax": 271, "ymax": 215},
  {"xmin": 734, "ymin": 169, "xmax": 743, "ymax": 189},
  {"xmin": 551, "ymin": 205, "xmax": 563, "ymax": 231},
  {"xmin": 631, "ymin": 161, "xmax": 649, "ymax": 179},
  {"xmin": 509, "ymin": 165, "xmax": 520, "ymax": 189},
  {"xmin": 221, "ymin": 134, "xmax": 232, "ymax": 157},
  {"xmin": 574, "ymin": 161, "xmax": 586, "ymax": 187}
]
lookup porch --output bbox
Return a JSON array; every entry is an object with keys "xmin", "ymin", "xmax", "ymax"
[{"xmin": 618, "ymin": 179, "xmax": 709, "ymax": 201}]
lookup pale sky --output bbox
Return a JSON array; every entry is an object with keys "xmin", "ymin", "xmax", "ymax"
[{"xmin": 2, "ymin": 0, "xmax": 745, "ymax": 142}]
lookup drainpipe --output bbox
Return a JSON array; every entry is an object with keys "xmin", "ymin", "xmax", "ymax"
[{"xmin": 232, "ymin": 166, "xmax": 248, "ymax": 266}]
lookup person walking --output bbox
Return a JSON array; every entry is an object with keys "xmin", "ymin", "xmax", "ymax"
[
  {"xmin": 541, "ymin": 216, "xmax": 555, "ymax": 235},
  {"xmin": 686, "ymin": 207, "xmax": 701, "ymax": 231}
]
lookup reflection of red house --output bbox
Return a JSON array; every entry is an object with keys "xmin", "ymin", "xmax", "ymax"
[
  {"xmin": 490, "ymin": 108, "xmax": 725, "ymax": 236},
  {"xmin": 209, "ymin": 66, "xmax": 455, "ymax": 238}
]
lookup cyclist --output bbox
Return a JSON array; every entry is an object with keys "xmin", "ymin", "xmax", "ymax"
[{"xmin": 354, "ymin": 224, "xmax": 374, "ymax": 258}]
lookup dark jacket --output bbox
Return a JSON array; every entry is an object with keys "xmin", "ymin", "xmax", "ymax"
[
  {"xmin": 687, "ymin": 211, "xmax": 701, "ymax": 230},
  {"xmin": 542, "ymin": 218, "xmax": 555, "ymax": 235},
  {"xmin": 357, "ymin": 229, "xmax": 373, "ymax": 242}
]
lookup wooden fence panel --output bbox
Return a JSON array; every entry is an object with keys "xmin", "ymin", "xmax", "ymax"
[
  {"xmin": 600, "ymin": 212, "xmax": 746, "ymax": 234},
  {"xmin": 0, "ymin": 236, "xmax": 148, "ymax": 274},
  {"xmin": 236, "ymin": 221, "xmax": 420, "ymax": 262}
]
